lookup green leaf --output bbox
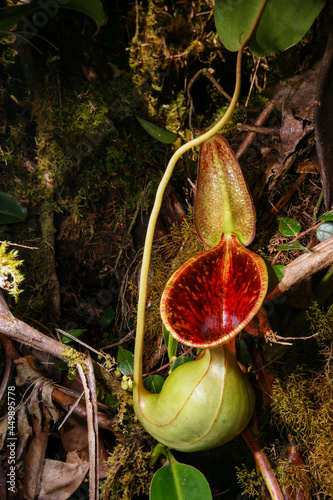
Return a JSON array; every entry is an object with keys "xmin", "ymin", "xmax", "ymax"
[
  {"xmin": 271, "ymin": 265, "xmax": 285, "ymax": 282},
  {"xmin": 150, "ymin": 456, "xmax": 212, "ymax": 500},
  {"xmin": 100, "ymin": 306, "xmax": 115, "ymax": 328},
  {"xmin": 136, "ymin": 116, "xmax": 177, "ymax": 144},
  {"xmin": 162, "ymin": 324, "xmax": 178, "ymax": 362},
  {"xmin": 117, "ymin": 346, "xmax": 134, "ymax": 376},
  {"xmin": 170, "ymin": 356, "xmax": 193, "ymax": 372},
  {"xmin": 266, "ymin": 264, "xmax": 285, "ymax": 294},
  {"xmin": 318, "ymin": 211, "xmax": 333, "ymax": 221},
  {"xmin": 316, "ymin": 222, "xmax": 333, "ymax": 242},
  {"xmin": 105, "ymin": 393, "xmax": 118, "ymax": 409},
  {"xmin": 0, "ymin": 192, "xmax": 28, "ymax": 224},
  {"xmin": 214, "ymin": 0, "xmax": 325, "ymax": 56},
  {"xmin": 276, "ymin": 241, "xmax": 310, "ymax": 252},
  {"xmin": 0, "ymin": 0, "xmax": 107, "ymax": 32},
  {"xmin": 60, "ymin": 328, "xmax": 87, "ymax": 344},
  {"xmin": 54, "ymin": 360, "xmax": 69, "ymax": 371},
  {"xmin": 278, "ymin": 217, "xmax": 301, "ymax": 237},
  {"xmin": 143, "ymin": 375, "xmax": 165, "ymax": 394}
]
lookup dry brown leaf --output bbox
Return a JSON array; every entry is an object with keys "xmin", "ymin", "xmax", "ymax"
[
  {"xmin": 38, "ymin": 451, "xmax": 89, "ymax": 500},
  {"xmin": 17, "ymin": 406, "xmax": 32, "ymax": 450}
]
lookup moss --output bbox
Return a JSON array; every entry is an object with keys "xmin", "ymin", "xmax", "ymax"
[
  {"xmin": 271, "ymin": 369, "xmax": 333, "ymax": 497},
  {"xmin": 305, "ymin": 302, "xmax": 333, "ymax": 345},
  {"xmin": 0, "ymin": 242, "xmax": 24, "ymax": 300},
  {"xmin": 61, "ymin": 346, "xmax": 86, "ymax": 376},
  {"xmin": 128, "ymin": 212, "xmax": 204, "ymax": 364},
  {"xmin": 101, "ymin": 442, "xmax": 153, "ymax": 500},
  {"xmin": 236, "ymin": 465, "xmax": 262, "ymax": 498},
  {"xmin": 101, "ymin": 386, "xmax": 153, "ymax": 499}
]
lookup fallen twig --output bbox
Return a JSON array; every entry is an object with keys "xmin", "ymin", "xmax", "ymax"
[
  {"xmin": 77, "ymin": 360, "xmax": 99, "ymax": 500},
  {"xmin": 266, "ymin": 236, "xmax": 333, "ymax": 300}
]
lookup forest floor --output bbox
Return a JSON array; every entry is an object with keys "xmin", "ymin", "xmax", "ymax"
[{"xmin": 0, "ymin": 1, "xmax": 333, "ymax": 499}]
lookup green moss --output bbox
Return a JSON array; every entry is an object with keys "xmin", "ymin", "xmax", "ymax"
[
  {"xmin": 271, "ymin": 369, "xmax": 333, "ymax": 497},
  {"xmin": 0, "ymin": 242, "xmax": 24, "ymax": 301},
  {"xmin": 305, "ymin": 302, "xmax": 333, "ymax": 345}
]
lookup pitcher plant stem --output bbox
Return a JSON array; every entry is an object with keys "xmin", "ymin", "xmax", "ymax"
[
  {"xmin": 134, "ymin": 0, "xmax": 267, "ymax": 389},
  {"xmin": 242, "ymin": 427, "xmax": 284, "ymax": 500}
]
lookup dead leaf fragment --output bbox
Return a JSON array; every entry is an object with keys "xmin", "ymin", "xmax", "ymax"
[{"xmin": 38, "ymin": 451, "xmax": 89, "ymax": 500}]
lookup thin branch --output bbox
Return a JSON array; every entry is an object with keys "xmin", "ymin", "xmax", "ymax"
[
  {"xmin": 0, "ymin": 241, "xmax": 39, "ymax": 250},
  {"xmin": 77, "ymin": 362, "xmax": 98, "ymax": 500},
  {"xmin": 56, "ymin": 328, "xmax": 103, "ymax": 357},
  {"xmin": 0, "ymin": 292, "xmax": 64, "ymax": 359},
  {"xmin": 237, "ymin": 123, "xmax": 280, "ymax": 135},
  {"xmin": 270, "ymin": 219, "xmax": 323, "ymax": 266},
  {"xmin": 236, "ymin": 99, "xmax": 276, "ymax": 159}
]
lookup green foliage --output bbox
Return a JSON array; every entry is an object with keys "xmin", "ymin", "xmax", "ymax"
[
  {"xmin": 0, "ymin": 192, "xmax": 28, "ymax": 224},
  {"xmin": 162, "ymin": 324, "xmax": 178, "ymax": 362},
  {"xmin": 60, "ymin": 329, "xmax": 86, "ymax": 344},
  {"xmin": 271, "ymin": 264, "xmax": 285, "ymax": 282},
  {"xmin": 117, "ymin": 346, "xmax": 134, "ymax": 376},
  {"xmin": 276, "ymin": 241, "xmax": 309, "ymax": 252},
  {"xmin": 278, "ymin": 217, "xmax": 301, "ymax": 237},
  {"xmin": 271, "ymin": 368, "xmax": 333, "ymax": 497},
  {"xmin": 236, "ymin": 465, "xmax": 262, "ymax": 498},
  {"xmin": 170, "ymin": 356, "xmax": 193, "ymax": 372},
  {"xmin": 102, "ymin": 388, "xmax": 154, "ymax": 499},
  {"xmin": 136, "ymin": 116, "xmax": 177, "ymax": 144},
  {"xmin": 316, "ymin": 221, "xmax": 333, "ymax": 242},
  {"xmin": 306, "ymin": 302, "xmax": 333, "ymax": 345},
  {"xmin": 102, "ymin": 442, "xmax": 153, "ymax": 500},
  {"xmin": 215, "ymin": 0, "xmax": 325, "ymax": 56},
  {"xmin": 150, "ymin": 449, "xmax": 212, "ymax": 500},
  {"xmin": 100, "ymin": 306, "xmax": 115, "ymax": 328},
  {"xmin": 318, "ymin": 210, "xmax": 333, "ymax": 221},
  {"xmin": 143, "ymin": 375, "xmax": 165, "ymax": 394},
  {"xmin": 0, "ymin": 0, "xmax": 107, "ymax": 32},
  {"xmin": 0, "ymin": 242, "xmax": 24, "ymax": 300}
]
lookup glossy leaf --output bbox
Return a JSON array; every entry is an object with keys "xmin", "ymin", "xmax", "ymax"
[
  {"xmin": 214, "ymin": 0, "xmax": 325, "ymax": 56},
  {"xmin": 150, "ymin": 457, "xmax": 212, "ymax": 500},
  {"xmin": 170, "ymin": 356, "xmax": 193, "ymax": 372},
  {"xmin": 194, "ymin": 135, "xmax": 255, "ymax": 248},
  {"xmin": 316, "ymin": 221, "xmax": 333, "ymax": 242},
  {"xmin": 117, "ymin": 346, "xmax": 134, "ymax": 376},
  {"xmin": 0, "ymin": 0, "xmax": 107, "ymax": 32},
  {"xmin": 136, "ymin": 116, "xmax": 177, "ymax": 144},
  {"xmin": 318, "ymin": 210, "xmax": 333, "ymax": 221},
  {"xmin": 144, "ymin": 375, "xmax": 165, "ymax": 394},
  {"xmin": 0, "ymin": 192, "xmax": 28, "ymax": 224},
  {"xmin": 278, "ymin": 217, "xmax": 301, "ymax": 237},
  {"xmin": 267, "ymin": 264, "xmax": 285, "ymax": 293},
  {"xmin": 271, "ymin": 265, "xmax": 285, "ymax": 282},
  {"xmin": 161, "ymin": 233, "xmax": 267, "ymax": 348},
  {"xmin": 60, "ymin": 328, "xmax": 86, "ymax": 344},
  {"xmin": 100, "ymin": 305, "xmax": 115, "ymax": 328}
]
